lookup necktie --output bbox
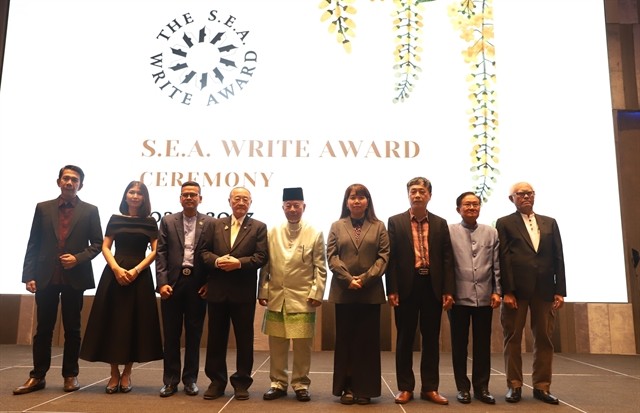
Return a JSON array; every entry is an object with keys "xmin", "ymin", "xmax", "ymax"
[{"xmin": 230, "ymin": 220, "xmax": 240, "ymax": 246}]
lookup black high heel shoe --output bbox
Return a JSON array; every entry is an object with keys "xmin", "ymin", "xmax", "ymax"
[
  {"xmin": 120, "ymin": 373, "xmax": 132, "ymax": 393},
  {"xmin": 105, "ymin": 376, "xmax": 120, "ymax": 394}
]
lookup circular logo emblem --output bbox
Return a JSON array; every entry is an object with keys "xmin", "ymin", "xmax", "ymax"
[{"xmin": 150, "ymin": 10, "xmax": 258, "ymax": 106}]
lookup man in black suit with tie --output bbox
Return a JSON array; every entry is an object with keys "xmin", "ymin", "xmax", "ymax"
[
  {"xmin": 200, "ymin": 187, "xmax": 268, "ymax": 401},
  {"xmin": 156, "ymin": 181, "xmax": 214, "ymax": 397},
  {"xmin": 496, "ymin": 182, "xmax": 566, "ymax": 405},
  {"xmin": 14, "ymin": 165, "xmax": 103, "ymax": 395},
  {"xmin": 386, "ymin": 177, "xmax": 455, "ymax": 405}
]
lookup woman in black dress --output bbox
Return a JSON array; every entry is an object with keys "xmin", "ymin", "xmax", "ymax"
[{"xmin": 80, "ymin": 181, "xmax": 162, "ymax": 393}]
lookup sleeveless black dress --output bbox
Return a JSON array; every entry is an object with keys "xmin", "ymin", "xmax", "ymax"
[{"xmin": 80, "ymin": 215, "xmax": 163, "ymax": 364}]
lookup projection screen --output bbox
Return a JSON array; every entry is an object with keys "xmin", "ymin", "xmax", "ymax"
[{"xmin": 0, "ymin": 0, "xmax": 626, "ymax": 302}]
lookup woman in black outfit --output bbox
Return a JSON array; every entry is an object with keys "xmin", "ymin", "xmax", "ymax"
[
  {"xmin": 327, "ymin": 183, "xmax": 390, "ymax": 404},
  {"xmin": 81, "ymin": 181, "xmax": 162, "ymax": 393}
]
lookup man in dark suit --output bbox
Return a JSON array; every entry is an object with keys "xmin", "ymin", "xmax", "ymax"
[
  {"xmin": 200, "ymin": 187, "xmax": 268, "ymax": 401},
  {"xmin": 496, "ymin": 182, "xmax": 566, "ymax": 405},
  {"xmin": 14, "ymin": 165, "xmax": 103, "ymax": 395},
  {"xmin": 386, "ymin": 177, "xmax": 455, "ymax": 406},
  {"xmin": 156, "ymin": 181, "xmax": 214, "ymax": 398}
]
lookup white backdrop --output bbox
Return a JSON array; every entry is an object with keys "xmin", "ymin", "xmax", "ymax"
[{"xmin": 0, "ymin": 0, "xmax": 625, "ymax": 302}]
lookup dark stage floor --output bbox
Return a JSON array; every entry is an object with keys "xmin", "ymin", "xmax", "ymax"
[{"xmin": 1, "ymin": 345, "xmax": 638, "ymax": 413}]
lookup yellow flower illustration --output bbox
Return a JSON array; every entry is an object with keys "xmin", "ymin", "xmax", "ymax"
[
  {"xmin": 449, "ymin": 0, "xmax": 499, "ymax": 202},
  {"xmin": 319, "ymin": 0, "xmax": 357, "ymax": 53}
]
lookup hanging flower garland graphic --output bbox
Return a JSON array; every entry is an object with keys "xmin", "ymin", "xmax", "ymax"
[
  {"xmin": 319, "ymin": 0, "xmax": 357, "ymax": 53},
  {"xmin": 392, "ymin": 0, "xmax": 425, "ymax": 103},
  {"xmin": 317, "ymin": 0, "xmax": 499, "ymax": 202},
  {"xmin": 448, "ymin": 0, "xmax": 499, "ymax": 202}
]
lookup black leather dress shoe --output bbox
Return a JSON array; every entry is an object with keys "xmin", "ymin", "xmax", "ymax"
[
  {"xmin": 505, "ymin": 387, "xmax": 522, "ymax": 403},
  {"xmin": 295, "ymin": 388, "xmax": 310, "ymax": 402},
  {"xmin": 13, "ymin": 377, "xmax": 46, "ymax": 395},
  {"xmin": 263, "ymin": 387, "xmax": 287, "ymax": 400},
  {"xmin": 203, "ymin": 383, "xmax": 224, "ymax": 400},
  {"xmin": 63, "ymin": 376, "xmax": 80, "ymax": 392},
  {"xmin": 456, "ymin": 390, "xmax": 471, "ymax": 404},
  {"xmin": 234, "ymin": 388, "xmax": 250, "ymax": 400},
  {"xmin": 184, "ymin": 382, "xmax": 199, "ymax": 396},
  {"xmin": 474, "ymin": 389, "xmax": 496, "ymax": 404},
  {"xmin": 159, "ymin": 384, "xmax": 178, "ymax": 397},
  {"xmin": 533, "ymin": 389, "xmax": 559, "ymax": 404}
]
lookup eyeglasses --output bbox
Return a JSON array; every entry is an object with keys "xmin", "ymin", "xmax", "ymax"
[
  {"xmin": 514, "ymin": 191, "xmax": 535, "ymax": 198},
  {"xmin": 181, "ymin": 193, "xmax": 199, "ymax": 199},
  {"xmin": 461, "ymin": 203, "xmax": 481, "ymax": 208}
]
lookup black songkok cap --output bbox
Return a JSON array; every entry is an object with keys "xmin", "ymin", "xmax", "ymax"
[{"xmin": 283, "ymin": 187, "xmax": 304, "ymax": 201}]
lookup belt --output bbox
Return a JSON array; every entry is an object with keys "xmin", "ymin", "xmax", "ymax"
[
  {"xmin": 415, "ymin": 267, "xmax": 430, "ymax": 276},
  {"xmin": 181, "ymin": 267, "xmax": 193, "ymax": 276}
]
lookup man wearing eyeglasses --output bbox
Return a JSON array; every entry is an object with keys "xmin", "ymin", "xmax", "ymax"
[
  {"xmin": 496, "ymin": 182, "xmax": 566, "ymax": 405},
  {"xmin": 200, "ymin": 186, "xmax": 268, "ymax": 401},
  {"xmin": 156, "ymin": 181, "xmax": 213, "ymax": 397},
  {"xmin": 448, "ymin": 192, "xmax": 501, "ymax": 405}
]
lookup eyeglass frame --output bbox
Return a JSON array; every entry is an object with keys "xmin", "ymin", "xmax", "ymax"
[
  {"xmin": 513, "ymin": 191, "xmax": 535, "ymax": 198},
  {"xmin": 460, "ymin": 202, "xmax": 481, "ymax": 208},
  {"xmin": 180, "ymin": 192, "xmax": 200, "ymax": 199}
]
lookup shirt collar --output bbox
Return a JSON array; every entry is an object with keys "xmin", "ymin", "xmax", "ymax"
[
  {"xmin": 519, "ymin": 212, "xmax": 535, "ymax": 219},
  {"xmin": 409, "ymin": 209, "xmax": 429, "ymax": 222},
  {"xmin": 58, "ymin": 196, "xmax": 78, "ymax": 207},
  {"xmin": 350, "ymin": 216, "xmax": 365, "ymax": 227},
  {"xmin": 182, "ymin": 212, "xmax": 197, "ymax": 222},
  {"xmin": 460, "ymin": 220, "xmax": 478, "ymax": 230}
]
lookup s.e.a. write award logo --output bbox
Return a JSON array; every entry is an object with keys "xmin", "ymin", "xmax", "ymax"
[{"xmin": 150, "ymin": 9, "xmax": 258, "ymax": 107}]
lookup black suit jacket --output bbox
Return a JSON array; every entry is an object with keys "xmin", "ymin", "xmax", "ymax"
[
  {"xmin": 22, "ymin": 197, "xmax": 103, "ymax": 291},
  {"xmin": 496, "ymin": 212, "xmax": 566, "ymax": 301},
  {"xmin": 200, "ymin": 215, "xmax": 268, "ymax": 303},
  {"xmin": 156, "ymin": 212, "xmax": 214, "ymax": 290},
  {"xmin": 385, "ymin": 210, "xmax": 455, "ymax": 300}
]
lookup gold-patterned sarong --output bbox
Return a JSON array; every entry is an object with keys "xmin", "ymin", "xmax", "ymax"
[{"xmin": 262, "ymin": 310, "xmax": 315, "ymax": 339}]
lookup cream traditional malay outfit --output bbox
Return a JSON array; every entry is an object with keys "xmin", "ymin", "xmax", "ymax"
[{"xmin": 258, "ymin": 190, "xmax": 327, "ymax": 396}]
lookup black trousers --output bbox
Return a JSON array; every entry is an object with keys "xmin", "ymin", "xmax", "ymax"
[
  {"xmin": 160, "ymin": 275, "xmax": 207, "ymax": 386},
  {"xmin": 448, "ymin": 304, "xmax": 493, "ymax": 392},
  {"xmin": 204, "ymin": 300, "xmax": 255, "ymax": 391},
  {"xmin": 394, "ymin": 275, "xmax": 442, "ymax": 392},
  {"xmin": 32, "ymin": 284, "xmax": 84, "ymax": 378}
]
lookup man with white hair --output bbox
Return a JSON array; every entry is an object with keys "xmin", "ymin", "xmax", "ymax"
[
  {"xmin": 258, "ymin": 187, "xmax": 327, "ymax": 402},
  {"xmin": 496, "ymin": 182, "xmax": 566, "ymax": 405}
]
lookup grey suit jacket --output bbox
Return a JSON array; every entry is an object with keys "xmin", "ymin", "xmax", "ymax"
[
  {"xmin": 22, "ymin": 197, "xmax": 103, "ymax": 291},
  {"xmin": 326, "ymin": 217, "xmax": 389, "ymax": 304},
  {"xmin": 385, "ymin": 210, "xmax": 455, "ymax": 301},
  {"xmin": 200, "ymin": 215, "xmax": 268, "ymax": 303},
  {"xmin": 495, "ymin": 211, "xmax": 566, "ymax": 301},
  {"xmin": 156, "ymin": 211, "xmax": 214, "ymax": 290}
]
